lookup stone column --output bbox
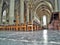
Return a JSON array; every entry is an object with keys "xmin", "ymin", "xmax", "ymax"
[
  {"xmin": 58, "ymin": 0, "xmax": 60, "ymax": 12},
  {"xmin": 29, "ymin": 8, "xmax": 33, "ymax": 24},
  {"xmin": 9, "ymin": 0, "xmax": 15, "ymax": 25},
  {"xmin": 58, "ymin": 0, "xmax": 60, "ymax": 19},
  {"xmin": 55, "ymin": 0, "xmax": 58, "ymax": 12},
  {"xmin": 26, "ymin": 3, "xmax": 29, "ymax": 23},
  {"xmin": 31, "ymin": 9, "xmax": 33, "ymax": 23},
  {"xmin": 0, "ymin": 0, "xmax": 3, "ymax": 24},
  {"xmin": 20, "ymin": 0, "xmax": 24, "ymax": 24}
]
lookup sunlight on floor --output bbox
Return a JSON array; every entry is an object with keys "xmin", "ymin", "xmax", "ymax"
[{"xmin": 43, "ymin": 30, "xmax": 48, "ymax": 45}]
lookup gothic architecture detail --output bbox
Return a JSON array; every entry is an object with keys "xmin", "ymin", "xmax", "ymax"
[{"xmin": 0, "ymin": 0, "xmax": 60, "ymax": 31}]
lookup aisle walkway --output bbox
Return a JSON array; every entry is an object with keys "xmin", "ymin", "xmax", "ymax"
[{"xmin": 0, "ymin": 30, "xmax": 60, "ymax": 45}]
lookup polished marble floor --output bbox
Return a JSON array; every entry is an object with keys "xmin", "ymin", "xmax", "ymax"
[{"xmin": 0, "ymin": 30, "xmax": 60, "ymax": 45}]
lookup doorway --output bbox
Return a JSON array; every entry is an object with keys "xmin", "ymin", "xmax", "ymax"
[
  {"xmin": 42, "ymin": 15, "xmax": 47, "ymax": 29},
  {"xmin": 43, "ymin": 15, "xmax": 47, "ymax": 26}
]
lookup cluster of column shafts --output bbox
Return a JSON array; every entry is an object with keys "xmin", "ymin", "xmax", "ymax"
[{"xmin": 0, "ymin": 0, "xmax": 31, "ymax": 25}]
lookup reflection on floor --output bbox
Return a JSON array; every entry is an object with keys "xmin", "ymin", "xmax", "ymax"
[{"xmin": 0, "ymin": 30, "xmax": 60, "ymax": 45}]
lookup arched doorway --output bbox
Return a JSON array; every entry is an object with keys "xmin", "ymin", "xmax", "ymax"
[
  {"xmin": 42, "ymin": 15, "xmax": 47, "ymax": 26},
  {"xmin": 2, "ymin": 1, "xmax": 9, "ymax": 24}
]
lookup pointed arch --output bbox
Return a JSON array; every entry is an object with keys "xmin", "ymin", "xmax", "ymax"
[{"xmin": 35, "ymin": 1, "xmax": 53, "ymax": 12}]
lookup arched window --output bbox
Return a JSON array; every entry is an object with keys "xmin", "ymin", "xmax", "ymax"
[
  {"xmin": 2, "ymin": 10, "xmax": 6, "ymax": 23},
  {"xmin": 3, "ymin": 10, "xmax": 6, "ymax": 16},
  {"xmin": 2, "ymin": 1, "xmax": 8, "ymax": 24},
  {"xmin": 43, "ymin": 15, "xmax": 47, "ymax": 26}
]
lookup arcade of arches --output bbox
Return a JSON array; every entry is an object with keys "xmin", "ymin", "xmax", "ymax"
[{"xmin": 0, "ymin": 0, "xmax": 60, "ymax": 31}]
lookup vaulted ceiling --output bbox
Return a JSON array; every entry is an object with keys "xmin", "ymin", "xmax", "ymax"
[
  {"xmin": 25, "ymin": 0, "xmax": 54, "ymax": 24},
  {"xmin": 35, "ymin": 1, "xmax": 53, "ymax": 18},
  {"xmin": 3, "ymin": 0, "xmax": 55, "ymax": 18}
]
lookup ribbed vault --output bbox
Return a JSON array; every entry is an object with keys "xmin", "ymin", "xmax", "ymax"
[{"xmin": 34, "ymin": 1, "xmax": 53, "ymax": 28}]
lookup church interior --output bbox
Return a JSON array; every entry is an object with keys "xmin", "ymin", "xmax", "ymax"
[{"xmin": 0, "ymin": 0, "xmax": 60, "ymax": 31}]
